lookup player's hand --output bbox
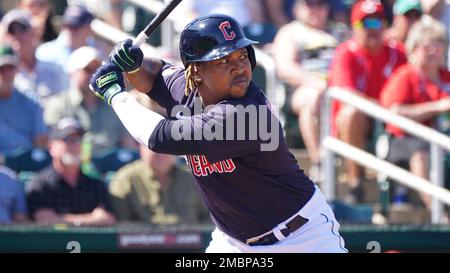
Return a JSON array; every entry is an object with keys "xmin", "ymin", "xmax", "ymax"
[
  {"xmin": 89, "ymin": 62, "xmax": 125, "ymax": 105},
  {"xmin": 109, "ymin": 39, "xmax": 143, "ymax": 73}
]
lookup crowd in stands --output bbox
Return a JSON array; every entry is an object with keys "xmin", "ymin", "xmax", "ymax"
[{"xmin": 1, "ymin": 0, "xmax": 450, "ymax": 226}]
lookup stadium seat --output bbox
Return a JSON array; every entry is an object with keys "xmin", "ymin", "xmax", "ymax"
[
  {"xmin": 3, "ymin": 147, "xmax": 52, "ymax": 184},
  {"xmin": 90, "ymin": 147, "xmax": 140, "ymax": 183},
  {"xmin": 329, "ymin": 200, "xmax": 373, "ymax": 224},
  {"xmin": 4, "ymin": 147, "xmax": 52, "ymax": 173}
]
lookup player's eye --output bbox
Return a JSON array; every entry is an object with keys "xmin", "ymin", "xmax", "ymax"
[
  {"xmin": 240, "ymin": 53, "xmax": 248, "ymax": 60},
  {"xmin": 218, "ymin": 58, "xmax": 228, "ymax": 64}
]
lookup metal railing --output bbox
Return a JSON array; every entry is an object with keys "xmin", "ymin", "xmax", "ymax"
[{"xmin": 321, "ymin": 87, "xmax": 450, "ymax": 224}]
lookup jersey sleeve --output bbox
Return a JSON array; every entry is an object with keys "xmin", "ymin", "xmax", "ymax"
[
  {"xmin": 148, "ymin": 102, "xmax": 281, "ymax": 163},
  {"xmin": 147, "ymin": 62, "xmax": 187, "ymax": 115}
]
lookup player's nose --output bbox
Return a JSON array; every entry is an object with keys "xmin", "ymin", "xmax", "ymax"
[{"xmin": 230, "ymin": 59, "xmax": 247, "ymax": 75}]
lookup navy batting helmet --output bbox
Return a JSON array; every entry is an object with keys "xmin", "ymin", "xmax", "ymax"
[{"xmin": 179, "ymin": 14, "xmax": 258, "ymax": 70}]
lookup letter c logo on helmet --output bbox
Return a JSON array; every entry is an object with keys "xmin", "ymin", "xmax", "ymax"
[{"xmin": 219, "ymin": 21, "xmax": 236, "ymax": 41}]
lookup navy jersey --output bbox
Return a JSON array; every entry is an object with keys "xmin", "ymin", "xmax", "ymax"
[{"xmin": 147, "ymin": 62, "xmax": 314, "ymax": 242}]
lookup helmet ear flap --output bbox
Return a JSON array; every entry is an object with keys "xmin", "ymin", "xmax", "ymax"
[{"xmin": 246, "ymin": 46, "xmax": 256, "ymax": 71}]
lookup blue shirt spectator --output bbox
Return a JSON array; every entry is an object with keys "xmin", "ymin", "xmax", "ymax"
[
  {"xmin": 0, "ymin": 166, "xmax": 27, "ymax": 224},
  {"xmin": 0, "ymin": 89, "xmax": 48, "ymax": 155},
  {"xmin": 14, "ymin": 60, "xmax": 69, "ymax": 105},
  {"xmin": 0, "ymin": 9, "xmax": 69, "ymax": 105},
  {"xmin": 35, "ymin": 5, "xmax": 100, "ymax": 76},
  {"xmin": 0, "ymin": 44, "xmax": 48, "ymax": 156}
]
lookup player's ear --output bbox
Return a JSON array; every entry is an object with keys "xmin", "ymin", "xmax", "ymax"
[{"xmin": 193, "ymin": 65, "xmax": 202, "ymax": 83}]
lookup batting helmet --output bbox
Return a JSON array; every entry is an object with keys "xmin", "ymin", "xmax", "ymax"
[{"xmin": 179, "ymin": 14, "xmax": 258, "ymax": 70}]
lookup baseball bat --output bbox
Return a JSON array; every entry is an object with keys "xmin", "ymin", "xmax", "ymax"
[{"xmin": 132, "ymin": 0, "xmax": 184, "ymax": 47}]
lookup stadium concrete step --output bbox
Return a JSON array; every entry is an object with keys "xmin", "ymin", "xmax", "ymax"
[{"xmin": 387, "ymin": 204, "xmax": 431, "ymax": 225}]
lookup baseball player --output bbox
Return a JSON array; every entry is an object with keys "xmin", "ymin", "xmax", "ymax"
[{"xmin": 89, "ymin": 14, "xmax": 347, "ymax": 253}]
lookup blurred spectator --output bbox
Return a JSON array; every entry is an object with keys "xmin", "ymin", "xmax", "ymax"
[
  {"xmin": 381, "ymin": 18, "xmax": 450, "ymax": 210},
  {"xmin": 265, "ymin": 0, "xmax": 293, "ymax": 28},
  {"xmin": 273, "ymin": 0, "xmax": 338, "ymax": 180},
  {"xmin": 178, "ymin": 0, "xmax": 265, "ymax": 28},
  {"xmin": 328, "ymin": 0, "xmax": 407, "ymax": 203},
  {"xmin": 268, "ymin": 0, "xmax": 351, "ymax": 25},
  {"xmin": 173, "ymin": 0, "xmax": 277, "ymax": 45},
  {"xmin": 0, "ymin": 165, "xmax": 28, "ymax": 224},
  {"xmin": 420, "ymin": 0, "xmax": 449, "ymax": 24},
  {"xmin": 109, "ymin": 145, "xmax": 210, "ymax": 225},
  {"xmin": 420, "ymin": 0, "xmax": 450, "ymax": 69},
  {"xmin": 35, "ymin": 5, "xmax": 97, "ymax": 75},
  {"xmin": 381, "ymin": 0, "xmax": 395, "ymax": 24},
  {"xmin": 69, "ymin": 0, "xmax": 123, "ymax": 30},
  {"xmin": 328, "ymin": 0, "xmax": 352, "ymax": 25},
  {"xmin": 18, "ymin": 0, "xmax": 58, "ymax": 43},
  {"xmin": 0, "ymin": 43, "xmax": 48, "ymax": 156},
  {"xmin": 385, "ymin": 0, "xmax": 422, "ymax": 44},
  {"xmin": 1, "ymin": 9, "xmax": 68, "ymax": 106},
  {"xmin": 26, "ymin": 117, "xmax": 116, "ymax": 226},
  {"xmin": 44, "ymin": 46, "xmax": 135, "ymax": 154}
]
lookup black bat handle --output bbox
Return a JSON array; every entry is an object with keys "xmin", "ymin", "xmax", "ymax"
[{"xmin": 132, "ymin": 0, "xmax": 183, "ymax": 47}]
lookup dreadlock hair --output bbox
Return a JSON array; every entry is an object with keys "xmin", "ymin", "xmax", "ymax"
[{"xmin": 184, "ymin": 63, "xmax": 198, "ymax": 96}]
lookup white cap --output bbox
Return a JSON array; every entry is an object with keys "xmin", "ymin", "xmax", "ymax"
[
  {"xmin": 1, "ymin": 9, "xmax": 32, "ymax": 31},
  {"xmin": 68, "ymin": 46, "xmax": 100, "ymax": 73}
]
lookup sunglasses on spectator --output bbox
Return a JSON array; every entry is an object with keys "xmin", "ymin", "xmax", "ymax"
[
  {"xmin": 353, "ymin": 18, "xmax": 385, "ymax": 30},
  {"xmin": 8, "ymin": 22, "xmax": 29, "ymax": 35}
]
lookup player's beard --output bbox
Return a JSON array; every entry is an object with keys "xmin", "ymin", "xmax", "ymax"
[{"xmin": 61, "ymin": 152, "xmax": 81, "ymax": 167}]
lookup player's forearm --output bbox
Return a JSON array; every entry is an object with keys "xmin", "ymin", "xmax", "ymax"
[
  {"xmin": 34, "ymin": 209, "xmax": 67, "ymax": 224},
  {"xmin": 64, "ymin": 212, "xmax": 116, "ymax": 226},
  {"xmin": 13, "ymin": 214, "xmax": 28, "ymax": 224},
  {"xmin": 111, "ymin": 92, "xmax": 165, "ymax": 147},
  {"xmin": 125, "ymin": 69, "xmax": 155, "ymax": 93},
  {"xmin": 125, "ymin": 58, "xmax": 163, "ymax": 94},
  {"xmin": 390, "ymin": 99, "xmax": 450, "ymax": 122}
]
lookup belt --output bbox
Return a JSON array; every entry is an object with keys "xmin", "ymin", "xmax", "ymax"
[{"xmin": 246, "ymin": 215, "xmax": 309, "ymax": 246}]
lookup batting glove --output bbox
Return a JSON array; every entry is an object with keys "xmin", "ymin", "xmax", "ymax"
[
  {"xmin": 89, "ymin": 63, "xmax": 125, "ymax": 105},
  {"xmin": 109, "ymin": 39, "xmax": 143, "ymax": 73}
]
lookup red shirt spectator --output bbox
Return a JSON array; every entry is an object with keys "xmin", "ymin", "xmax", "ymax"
[
  {"xmin": 380, "ymin": 64, "xmax": 450, "ymax": 137},
  {"xmin": 328, "ymin": 38, "xmax": 407, "ymax": 134}
]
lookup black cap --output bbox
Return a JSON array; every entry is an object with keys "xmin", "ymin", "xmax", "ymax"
[
  {"xmin": 62, "ymin": 5, "xmax": 93, "ymax": 28},
  {"xmin": 50, "ymin": 117, "xmax": 85, "ymax": 139}
]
